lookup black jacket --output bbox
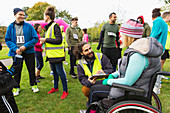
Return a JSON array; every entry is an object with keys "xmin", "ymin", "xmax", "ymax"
[{"xmin": 0, "ymin": 61, "xmax": 17, "ymax": 95}]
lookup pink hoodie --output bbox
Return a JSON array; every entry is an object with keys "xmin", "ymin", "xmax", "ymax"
[
  {"xmin": 34, "ymin": 33, "xmax": 43, "ymax": 52},
  {"xmin": 82, "ymin": 34, "xmax": 89, "ymax": 42}
]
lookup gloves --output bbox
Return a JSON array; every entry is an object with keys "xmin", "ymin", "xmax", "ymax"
[
  {"xmin": 102, "ymin": 79, "xmax": 108, "ymax": 85},
  {"xmin": 96, "ymin": 45, "xmax": 100, "ymax": 50},
  {"xmin": 108, "ymin": 74, "xmax": 114, "ymax": 79}
]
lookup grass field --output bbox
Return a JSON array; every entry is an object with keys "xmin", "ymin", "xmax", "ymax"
[{"xmin": 0, "ymin": 43, "xmax": 170, "ymax": 113}]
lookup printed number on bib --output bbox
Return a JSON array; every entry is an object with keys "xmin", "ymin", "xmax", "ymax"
[
  {"xmin": 17, "ymin": 36, "xmax": 25, "ymax": 43},
  {"xmin": 73, "ymin": 34, "xmax": 78, "ymax": 39},
  {"xmin": 108, "ymin": 32, "xmax": 116, "ymax": 37}
]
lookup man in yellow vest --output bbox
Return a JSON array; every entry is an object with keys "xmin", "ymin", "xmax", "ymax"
[{"xmin": 74, "ymin": 42, "xmax": 113, "ymax": 103}]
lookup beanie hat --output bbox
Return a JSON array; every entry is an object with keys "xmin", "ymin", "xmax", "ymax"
[
  {"xmin": 120, "ymin": 19, "xmax": 143, "ymax": 38},
  {"xmin": 13, "ymin": 8, "xmax": 24, "ymax": 15}
]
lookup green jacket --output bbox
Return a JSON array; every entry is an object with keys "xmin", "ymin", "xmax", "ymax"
[
  {"xmin": 142, "ymin": 22, "xmax": 151, "ymax": 37},
  {"xmin": 66, "ymin": 27, "xmax": 79, "ymax": 47}
]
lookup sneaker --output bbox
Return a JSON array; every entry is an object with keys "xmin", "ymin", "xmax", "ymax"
[
  {"xmin": 47, "ymin": 88, "xmax": 58, "ymax": 94},
  {"xmin": 71, "ymin": 75, "xmax": 77, "ymax": 79},
  {"xmin": 60, "ymin": 91, "xmax": 68, "ymax": 99},
  {"xmin": 32, "ymin": 85, "xmax": 39, "ymax": 93},
  {"xmin": 50, "ymin": 71, "xmax": 53, "ymax": 76},
  {"xmin": 79, "ymin": 110, "xmax": 87, "ymax": 113},
  {"xmin": 153, "ymin": 87, "xmax": 160, "ymax": 95},
  {"xmin": 161, "ymin": 75, "xmax": 169, "ymax": 80},
  {"xmin": 37, "ymin": 75, "xmax": 45, "ymax": 79},
  {"xmin": 64, "ymin": 61, "xmax": 69, "ymax": 65},
  {"xmin": 52, "ymin": 80, "xmax": 60, "ymax": 83},
  {"xmin": 36, "ymin": 77, "xmax": 41, "ymax": 83},
  {"xmin": 13, "ymin": 88, "xmax": 20, "ymax": 96}
]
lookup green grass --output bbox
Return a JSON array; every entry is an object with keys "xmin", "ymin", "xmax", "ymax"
[
  {"xmin": 0, "ymin": 47, "xmax": 11, "ymax": 59},
  {"xmin": 1, "ymin": 43, "xmax": 170, "ymax": 112}
]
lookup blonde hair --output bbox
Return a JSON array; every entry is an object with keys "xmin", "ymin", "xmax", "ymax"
[{"xmin": 120, "ymin": 35, "xmax": 136, "ymax": 48}]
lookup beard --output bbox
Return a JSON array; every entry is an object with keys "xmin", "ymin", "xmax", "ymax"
[{"xmin": 83, "ymin": 51, "xmax": 95, "ymax": 61}]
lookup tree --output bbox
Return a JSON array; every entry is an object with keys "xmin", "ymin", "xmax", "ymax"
[
  {"xmin": 25, "ymin": 1, "xmax": 73, "ymax": 24},
  {"xmin": 56, "ymin": 10, "xmax": 72, "ymax": 24},
  {"xmin": 26, "ymin": 2, "xmax": 52, "ymax": 21},
  {"xmin": 22, "ymin": 7, "xmax": 29, "ymax": 18}
]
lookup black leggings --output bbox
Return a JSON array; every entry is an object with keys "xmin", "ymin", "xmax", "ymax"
[
  {"xmin": 0, "ymin": 91, "xmax": 19, "ymax": 113},
  {"xmin": 89, "ymin": 84, "xmax": 111, "ymax": 104},
  {"xmin": 13, "ymin": 53, "xmax": 37, "ymax": 88}
]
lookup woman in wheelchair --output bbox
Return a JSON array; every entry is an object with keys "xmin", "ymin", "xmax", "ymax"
[{"xmin": 87, "ymin": 19, "xmax": 164, "ymax": 113}]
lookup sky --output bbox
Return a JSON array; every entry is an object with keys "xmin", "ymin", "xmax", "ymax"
[{"xmin": 0, "ymin": 0, "xmax": 166, "ymax": 28}]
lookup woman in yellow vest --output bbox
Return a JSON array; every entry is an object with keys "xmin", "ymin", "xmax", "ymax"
[{"xmin": 40, "ymin": 6, "xmax": 68, "ymax": 99}]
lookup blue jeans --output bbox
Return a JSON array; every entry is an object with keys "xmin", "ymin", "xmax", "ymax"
[{"xmin": 50, "ymin": 62, "xmax": 68, "ymax": 92}]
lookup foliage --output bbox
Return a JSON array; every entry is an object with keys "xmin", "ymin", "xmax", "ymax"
[
  {"xmin": 25, "ymin": 2, "xmax": 72, "ymax": 25},
  {"xmin": 56, "ymin": 10, "xmax": 72, "ymax": 24},
  {"xmin": 87, "ymin": 21, "xmax": 106, "ymax": 41},
  {"xmin": 0, "ymin": 26, "xmax": 7, "ymax": 42},
  {"xmin": 26, "ymin": 2, "xmax": 52, "ymax": 21}
]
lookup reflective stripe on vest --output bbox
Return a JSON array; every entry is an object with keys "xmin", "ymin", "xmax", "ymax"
[
  {"xmin": 45, "ymin": 22, "xmax": 64, "ymax": 58},
  {"xmin": 78, "ymin": 53, "xmax": 103, "ymax": 80}
]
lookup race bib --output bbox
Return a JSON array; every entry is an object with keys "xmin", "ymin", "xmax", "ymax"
[
  {"xmin": 108, "ymin": 32, "xmax": 116, "ymax": 37},
  {"xmin": 73, "ymin": 34, "xmax": 78, "ymax": 39},
  {"xmin": 16, "ymin": 36, "xmax": 25, "ymax": 43}
]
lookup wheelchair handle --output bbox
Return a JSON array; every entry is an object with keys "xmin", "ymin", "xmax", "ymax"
[{"xmin": 156, "ymin": 71, "xmax": 170, "ymax": 76}]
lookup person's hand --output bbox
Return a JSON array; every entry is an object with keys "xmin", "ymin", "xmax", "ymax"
[
  {"xmin": 96, "ymin": 69, "xmax": 105, "ymax": 75},
  {"xmin": 19, "ymin": 46, "xmax": 26, "ymax": 52},
  {"xmin": 40, "ymin": 38, "xmax": 46, "ymax": 44},
  {"xmin": 0, "ymin": 66, "xmax": 2, "ymax": 71},
  {"xmin": 88, "ymin": 77, "xmax": 97, "ymax": 84},
  {"xmin": 102, "ymin": 79, "xmax": 108, "ymax": 85},
  {"xmin": 108, "ymin": 74, "xmax": 114, "ymax": 79},
  {"xmin": 16, "ymin": 49, "xmax": 22, "ymax": 55},
  {"xmin": 96, "ymin": 45, "xmax": 100, "ymax": 50}
]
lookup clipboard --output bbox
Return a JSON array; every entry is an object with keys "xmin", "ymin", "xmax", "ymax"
[{"xmin": 90, "ymin": 74, "xmax": 109, "ymax": 79}]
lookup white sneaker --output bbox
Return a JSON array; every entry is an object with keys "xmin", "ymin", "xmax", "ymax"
[
  {"xmin": 32, "ymin": 85, "xmax": 39, "ymax": 93},
  {"xmin": 64, "ymin": 61, "xmax": 69, "ymax": 65},
  {"xmin": 13, "ymin": 88, "xmax": 20, "ymax": 96},
  {"xmin": 50, "ymin": 71, "xmax": 53, "ymax": 76},
  {"xmin": 153, "ymin": 87, "xmax": 160, "ymax": 94}
]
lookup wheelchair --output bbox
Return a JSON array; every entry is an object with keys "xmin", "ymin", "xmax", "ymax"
[{"xmin": 86, "ymin": 71, "xmax": 170, "ymax": 113}]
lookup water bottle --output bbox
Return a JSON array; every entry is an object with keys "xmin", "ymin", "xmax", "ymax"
[{"xmin": 14, "ymin": 54, "xmax": 23, "ymax": 66}]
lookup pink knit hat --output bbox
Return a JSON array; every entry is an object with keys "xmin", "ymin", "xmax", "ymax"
[{"xmin": 120, "ymin": 19, "xmax": 143, "ymax": 38}]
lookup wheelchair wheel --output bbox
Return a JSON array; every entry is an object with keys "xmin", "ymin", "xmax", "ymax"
[
  {"xmin": 106, "ymin": 100, "xmax": 162, "ymax": 113},
  {"xmin": 152, "ymin": 92, "xmax": 162, "ymax": 111}
]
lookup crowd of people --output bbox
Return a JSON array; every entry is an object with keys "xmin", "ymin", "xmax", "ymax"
[{"xmin": 0, "ymin": 6, "xmax": 170, "ymax": 113}]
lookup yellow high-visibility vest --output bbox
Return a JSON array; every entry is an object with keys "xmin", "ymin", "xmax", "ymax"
[
  {"xmin": 78, "ymin": 53, "xmax": 104, "ymax": 80},
  {"xmin": 45, "ymin": 22, "xmax": 64, "ymax": 58}
]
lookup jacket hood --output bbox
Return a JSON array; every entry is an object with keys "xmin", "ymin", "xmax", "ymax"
[
  {"xmin": 137, "ymin": 15, "xmax": 144, "ymax": 24},
  {"xmin": 129, "ymin": 37, "xmax": 163, "ymax": 57}
]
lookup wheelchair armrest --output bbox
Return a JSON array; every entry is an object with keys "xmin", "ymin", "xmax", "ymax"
[
  {"xmin": 112, "ymin": 83, "xmax": 145, "ymax": 95},
  {"xmin": 156, "ymin": 71, "xmax": 170, "ymax": 76}
]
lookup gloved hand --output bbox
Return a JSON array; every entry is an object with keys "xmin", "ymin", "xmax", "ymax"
[
  {"xmin": 108, "ymin": 74, "xmax": 114, "ymax": 79},
  {"xmin": 102, "ymin": 79, "xmax": 108, "ymax": 85},
  {"xmin": 96, "ymin": 45, "xmax": 100, "ymax": 50}
]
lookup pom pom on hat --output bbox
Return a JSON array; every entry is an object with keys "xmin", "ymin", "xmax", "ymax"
[{"xmin": 120, "ymin": 19, "xmax": 143, "ymax": 38}]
